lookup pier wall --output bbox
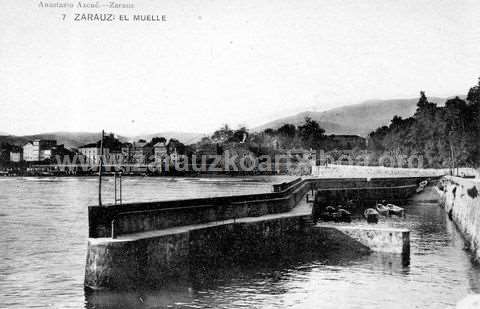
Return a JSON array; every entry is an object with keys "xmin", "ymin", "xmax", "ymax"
[
  {"xmin": 84, "ymin": 176, "xmax": 435, "ymax": 289},
  {"xmin": 85, "ymin": 215, "xmax": 309, "ymax": 290},
  {"xmin": 85, "ymin": 213, "xmax": 411, "ymax": 290},
  {"xmin": 316, "ymin": 225, "xmax": 410, "ymax": 254},
  {"xmin": 85, "ymin": 232, "xmax": 191, "ymax": 290},
  {"xmin": 89, "ymin": 176, "xmax": 435, "ymax": 238},
  {"xmin": 439, "ymin": 176, "xmax": 480, "ymax": 260}
]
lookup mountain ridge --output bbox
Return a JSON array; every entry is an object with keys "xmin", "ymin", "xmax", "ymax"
[
  {"xmin": 0, "ymin": 131, "xmax": 206, "ymax": 148},
  {"xmin": 254, "ymin": 95, "xmax": 466, "ymax": 136},
  {"xmin": 1, "ymin": 95, "xmax": 466, "ymax": 147}
]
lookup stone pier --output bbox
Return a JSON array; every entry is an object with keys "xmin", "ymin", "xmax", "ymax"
[
  {"xmin": 84, "ymin": 176, "xmax": 435, "ymax": 290},
  {"xmin": 85, "ymin": 212, "xmax": 411, "ymax": 290}
]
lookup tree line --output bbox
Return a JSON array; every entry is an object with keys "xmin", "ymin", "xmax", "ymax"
[
  {"xmin": 202, "ymin": 117, "xmax": 328, "ymax": 154},
  {"xmin": 368, "ymin": 79, "xmax": 480, "ymax": 168}
]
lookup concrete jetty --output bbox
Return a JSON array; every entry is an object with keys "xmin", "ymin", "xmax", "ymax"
[
  {"xmin": 85, "ymin": 176, "xmax": 437, "ymax": 290},
  {"xmin": 315, "ymin": 224, "xmax": 410, "ymax": 255}
]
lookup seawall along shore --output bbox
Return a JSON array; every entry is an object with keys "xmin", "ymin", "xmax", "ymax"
[{"xmin": 439, "ymin": 176, "xmax": 480, "ymax": 260}]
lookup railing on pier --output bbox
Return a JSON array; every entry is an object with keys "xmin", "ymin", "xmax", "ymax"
[{"xmin": 114, "ymin": 172, "xmax": 122, "ymax": 205}]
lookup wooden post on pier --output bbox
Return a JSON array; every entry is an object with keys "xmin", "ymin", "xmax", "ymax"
[
  {"xmin": 119, "ymin": 172, "xmax": 122, "ymax": 205},
  {"xmin": 98, "ymin": 130, "xmax": 104, "ymax": 207},
  {"xmin": 114, "ymin": 172, "xmax": 123, "ymax": 205},
  {"xmin": 114, "ymin": 173, "xmax": 117, "ymax": 204}
]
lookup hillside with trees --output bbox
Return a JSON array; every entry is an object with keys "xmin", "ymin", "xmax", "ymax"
[
  {"xmin": 255, "ymin": 96, "xmax": 465, "ymax": 136},
  {"xmin": 200, "ymin": 116, "xmax": 366, "ymax": 160},
  {"xmin": 368, "ymin": 79, "xmax": 480, "ymax": 168}
]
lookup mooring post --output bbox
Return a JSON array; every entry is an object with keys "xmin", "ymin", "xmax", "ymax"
[
  {"xmin": 98, "ymin": 130, "xmax": 104, "ymax": 207},
  {"xmin": 113, "ymin": 172, "xmax": 123, "ymax": 205},
  {"xmin": 114, "ymin": 172, "xmax": 117, "ymax": 205},
  {"xmin": 119, "ymin": 172, "xmax": 122, "ymax": 205},
  {"xmin": 111, "ymin": 219, "xmax": 116, "ymax": 239}
]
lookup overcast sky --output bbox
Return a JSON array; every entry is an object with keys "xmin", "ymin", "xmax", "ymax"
[{"xmin": 1, "ymin": 0, "xmax": 480, "ymax": 135}]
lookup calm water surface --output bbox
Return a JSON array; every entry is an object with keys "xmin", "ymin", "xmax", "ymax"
[{"xmin": 1, "ymin": 176, "xmax": 479, "ymax": 309}]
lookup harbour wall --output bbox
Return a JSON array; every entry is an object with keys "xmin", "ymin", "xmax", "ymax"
[
  {"xmin": 89, "ymin": 176, "xmax": 436, "ymax": 238},
  {"xmin": 85, "ymin": 214, "xmax": 409, "ymax": 290},
  {"xmin": 85, "ymin": 215, "xmax": 309, "ymax": 290},
  {"xmin": 85, "ymin": 176, "xmax": 431, "ymax": 289},
  {"xmin": 316, "ymin": 225, "xmax": 410, "ymax": 255},
  {"xmin": 439, "ymin": 176, "xmax": 480, "ymax": 260}
]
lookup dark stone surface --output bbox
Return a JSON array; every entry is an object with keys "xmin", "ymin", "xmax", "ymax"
[{"xmin": 85, "ymin": 215, "xmax": 376, "ymax": 290}]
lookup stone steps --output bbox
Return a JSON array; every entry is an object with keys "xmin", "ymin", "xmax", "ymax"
[{"xmin": 300, "ymin": 215, "xmax": 315, "ymax": 227}]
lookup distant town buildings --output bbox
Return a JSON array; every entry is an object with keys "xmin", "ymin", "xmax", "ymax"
[
  {"xmin": 78, "ymin": 143, "xmax": 111, "ymax": 164},
  {"xmin": 76, "ymin": 137, "xmax": 172, "ymax": 165},
  {"xmin": 78, "ymin": 133, "xmax": 129, "ymax": 164},
  {"xmin": 22, "ymin": 143, "xmax": 35, "ymax": 161},
  {"xmin": 153, "ymin": 142, "xmax": 168, "ymax": 164},
  {"xmin": 23, "ymin": 139, "xmax": 57, "ymax": 161},
  {"xmin": 1, "ymin": 135, "xmax": 187, "ymax": 173},
  {"xmin": 166, "ymin": 140, "xmax": 183, "ymax": 163},
  {"xmin": 131, "ymin": 140, "xmax": 153, "ymax": 164},
  {"xmin": 0, "ymin": 128, "xmax": 367, "ymax": 177},
  {"xmin": 121, "ymin": 143, "xmax": 133, "ymax": 162},
  {"xmin": 9, "ymin": 146, "xmax": 22, "ymax": 162},
  {"xmin": 0, "ymin": 148, "xmax": 10, "ymax": 163}
]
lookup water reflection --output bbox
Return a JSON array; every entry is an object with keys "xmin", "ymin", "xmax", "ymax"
[{"xmin": 85, "ymin": 240, "xmax": 413, "ymax": 309}]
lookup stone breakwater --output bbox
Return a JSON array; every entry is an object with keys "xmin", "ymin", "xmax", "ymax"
[
  {"xmin": 85, "ymin": 214, "xmax": 410, "ymax": 290},
  {"xmin": 84, "ymin": 176, "xmax": 431, "ymax": 290},
  {"xmin": 88, "ymin": 176, "xmax": 432, "ymax": 238},
  {"xmin": 439, "ymin": 176, "xmax": 480, "ymax": 260},
  {"xmin": 85, "ymin": 215, "xmax": 313, "ymax": 290}
]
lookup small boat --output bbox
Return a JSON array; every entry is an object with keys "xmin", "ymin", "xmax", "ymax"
[
  {"xmin": 320, "ymin": 212, "xmax": 334, "ymax": 221},
  {"xmin": 325, "ymin": 206, "xmax": 336, "ymax": 213},
  {"xmin": 333, "ymin": 209, "xmax": 352, "ymax": 223},
  {"xmin": 386, "ymin": 204, "xmax": 405, "ymax": 217},
  {"xmin": 416, "ymin": 180, "xmax": 428, "ymax": 192},
  {"xmin": 321, "ymin": 206, "xmax": 352, "ymax": 222},
  {"xmin": 364, "ymin": 208, "xmax": 379, "ymax": 224},
  {"xmin": 318, "ymin": 206, "xmax": 336, "ymax": 221},
  {"xmin": 376, "ymin": 203, "xmax": 390, "ymax": 216}
]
